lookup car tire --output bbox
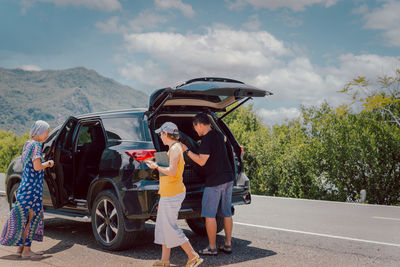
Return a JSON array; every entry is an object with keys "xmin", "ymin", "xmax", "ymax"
[
  {"xmin": 8, "ymin": 183, "xmax": 19, "ymax": 210},
  {"xmin": 91, "ymin": 190, "xmax": 138, "ymax": 251},
  {"xmin": 186, "ymin": 216, "xmax": 224, "ymax": 236}
]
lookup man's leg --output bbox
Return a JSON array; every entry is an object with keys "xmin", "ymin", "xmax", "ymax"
[
  {"xmin": 199, "ymin": 186, "xmax": 220, "ymax": 255},
  {"xmin": 205, "ymin": 217, "xmax": 217, "ymax": 249},
  {"xmin": 223, "ymin": 217, "xmax": 233, "ymax": 246},
  {"xmin": 219, "ymin": 181, "xmax": 234, "ymax": 248}
]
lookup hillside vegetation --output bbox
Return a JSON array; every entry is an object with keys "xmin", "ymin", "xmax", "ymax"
[{"xmin": 0, "ymin": 67, "xmax": 148, "ymax": 134}]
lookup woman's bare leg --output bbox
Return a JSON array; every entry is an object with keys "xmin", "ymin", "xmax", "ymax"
[
  {"xmin": 20, "ymin": 209, "xmax": 44, "ymax": 258},
  {"xmin": 180, "ymin": 241, "xmax": 196, "ymax": 260},
  {"xmin": 16, "ymin": 245, "xmax": 24, "ymax": 254},
  {"xmin": 160, "ymin": 244, "xmax": 171, "ymax": 262},
  {"xmin": 21, "ymin": 209, "xmax": 33, "ymax": 256}
]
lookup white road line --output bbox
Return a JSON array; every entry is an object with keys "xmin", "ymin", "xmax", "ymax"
[
  {"xmin": 373, "ymin": 216, "xmax": 400, "ymax": 222},
  {"xmin": 234, "ymin": 221, "xmax": 400, "ymax": 248},
  {"xmin": 252, "ymin": 195, "xmax": 400, "ymax": 209}
]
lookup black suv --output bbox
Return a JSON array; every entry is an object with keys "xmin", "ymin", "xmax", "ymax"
[{"xmin": 5, "ymin": 77, "xmax": 270, "ymax": 251}]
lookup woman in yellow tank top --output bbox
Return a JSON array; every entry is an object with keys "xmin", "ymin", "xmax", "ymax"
[{"xmin": 145, "ymin": 122, "xmax": 203, "ymax": 267}]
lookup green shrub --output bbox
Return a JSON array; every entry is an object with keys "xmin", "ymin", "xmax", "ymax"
[{"xmin": 0, "ymin": 130, "xmax": 29, "ymax": 172}]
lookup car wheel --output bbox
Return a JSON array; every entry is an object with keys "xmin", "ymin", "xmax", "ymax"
[
  {"xmin": 186, "ymin": 216, "xmax": 224, "ymax": 236},
  {"xmin": 8, "ymin": 183, "xmax": 19, "ymax": 210},
  {"xmin": 91, "ymin": 190, "xmax": 138, "ymax": 251}
]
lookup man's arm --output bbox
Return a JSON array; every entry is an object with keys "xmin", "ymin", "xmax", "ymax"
[
  {"xmin": 185, "ymin": 150, "xmax": 210, "ymax": 167},
  {"xmin": 180, "ymin": 142, "xmax": 210, "ymax": 167}
]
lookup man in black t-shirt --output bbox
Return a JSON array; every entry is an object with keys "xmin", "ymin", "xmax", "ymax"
[{"xmin": 181, "ymin": 113, "xmax": 234, "ymax": 256}]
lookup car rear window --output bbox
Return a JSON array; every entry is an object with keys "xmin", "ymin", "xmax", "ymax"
[{"xmin": 102, "ymin": 117, "xmax": 143, "ymax": 142}]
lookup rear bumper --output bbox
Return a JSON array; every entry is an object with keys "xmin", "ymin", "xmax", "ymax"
[
  {"xmin": 232, "ymin": 187, "xmax": 251, "ymax": 206},
  {"xmin": 125, "ymin": 185, "xmax": 251, "ymax": 220},
  {"xmin": 125, "ymin": 172, "xmax": 251, "ymax": 220},
  {"xmin": 178, "ymin": 186, "xmax": 251, "ymax": 219}
]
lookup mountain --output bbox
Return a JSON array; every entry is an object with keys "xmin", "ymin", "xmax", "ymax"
[{"xmin": 0, "ymin": 67, "xmax": 148, "ymax": 135}]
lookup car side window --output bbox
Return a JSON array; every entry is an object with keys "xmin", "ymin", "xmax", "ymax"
[
  {"xmin": 58, "ymin": 119, "xmax": 77, "ymax": 150},
  {"xmin": 102, "ymin": 117, "xmax": 143, "ymax": 143},
  {"xmin": 77, "ymin": 126, "xmax": 92, "ymax": 146},
  {"xmin": 42, "ymin": 128, "xmax": 59, "ymax": 152}
]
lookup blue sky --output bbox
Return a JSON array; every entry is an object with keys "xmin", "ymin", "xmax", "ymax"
[{"xmin": 1, "ymin": 0, "xmax": 400, "ymax": 124}]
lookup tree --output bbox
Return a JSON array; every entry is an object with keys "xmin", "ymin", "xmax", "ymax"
[
  {"xmin": 303, "ymin": 101, "xmax": 400, "ymax": 205},
  {"xmin": 339, "ymin": 69, "xmax": 400, "ymax": 128},
  {"xmin": 0, "ymin": 130, "xmax": 29, "ymax": 172}
]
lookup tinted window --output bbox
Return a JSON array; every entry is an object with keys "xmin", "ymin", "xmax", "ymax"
[
  {"xmin": 58, "ymin": 119, "xmax": 77, "ymax": 150},
  {"xmin": 42, "ymin": 128, "xmax": 59, "ymax": 151},
  {"xmin": 77, "ymin": 126, "xmax": 92, "ymax": 146},
  {"xmin": 102, "ymin": 117, "xmax": 143, "ymax": 142}
]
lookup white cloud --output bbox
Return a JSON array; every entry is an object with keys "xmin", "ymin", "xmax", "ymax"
[
  {"xmin": 121, "ymin": 26, "xmax": 289, "ymax": 89},
  {"xmin": 257, "ymin": 107, "xmax": 301, "ymax": 125},
  {"xmin": 255, "ymin": 54, "xmax": 400, "ymax": 107},
  {"xmin": 127, "ymin": 10, "xmax": 168, "ymax": 33},
  {"xmin": 352, "ymin": 4, "xmax": 368, "ymax": 15},
  {"xmin": 242, "ymin": 14, "xmax": 261, "ymax": 31},
  {"xmin": 123, "ymin": 26, "xmax": 288, "ymax": 71},
  {"xmin": 18, "ymin": 64, "xmax": 42, "ymax": 71},
  {"xmin": 277, "ymin": 11, "xmax": 303, "ymax": 27},
  {"xmin": 118, "ymin": 25, "xmax": 399, "ymax": 111},
  {"xmin": 20, "ymin": 0, "xmax": 121, "ymax": 12},
  {"xmin": 96, "ymin": 11, "xmax": 167, "ymax": 34},
  {"xmin": 362, "ymin": 1, "xmax": 400, "ymax": 47},
  {"xmin": 226, "ymin": 0, "xmax": 339, "ymax": 12},
  {"xmin": 96, "ymin": 16, "xmax": 124, "ymax": 34},
  {"xmin": 154, "ymin": 0, "xmax": 195, "ymax": 17}
]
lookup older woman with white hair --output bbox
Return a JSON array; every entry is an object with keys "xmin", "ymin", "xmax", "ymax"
[{"xmin": 0, "ymin": 120, "xmax": 54, "ymax": 259}]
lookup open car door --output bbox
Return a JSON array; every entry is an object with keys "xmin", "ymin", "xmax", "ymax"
[
  {"xmin": 148, "ymin": 77, "xmax": 272, "ymax": 118},
  {"xmin": 45, "ymin": 116, "xmax": 78, "ymax": 208}
]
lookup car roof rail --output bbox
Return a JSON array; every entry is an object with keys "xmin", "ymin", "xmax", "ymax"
[{"xmin": 177, "ymin": 77, "xmax": 244, "ymax": 88}]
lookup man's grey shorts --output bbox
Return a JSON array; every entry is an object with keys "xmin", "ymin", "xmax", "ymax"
[{"xmin": 201, "ymin": 181, "xmax": 233, "ymax": 218}]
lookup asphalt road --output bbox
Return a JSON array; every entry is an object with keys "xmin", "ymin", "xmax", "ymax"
[{"xmin": 0, "ymin": 174, "xmax": 399, "ymax": 266}]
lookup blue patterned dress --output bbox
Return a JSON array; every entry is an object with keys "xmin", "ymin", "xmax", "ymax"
[{"xmin": 0, "ymin": 140, "xmax": 44, "ymax": 247}]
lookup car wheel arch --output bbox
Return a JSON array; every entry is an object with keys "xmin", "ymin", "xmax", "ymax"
[
  {"xmin": 87, "ymin": 178, "xmax": 125, "ymax": 213},
  {"xmin": 6, "ymin": 175, "xmax": 21, "ymax": 200}
]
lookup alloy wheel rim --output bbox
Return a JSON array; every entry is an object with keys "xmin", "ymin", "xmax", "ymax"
[{"xmin": 95, "ymin": 199, "xmax": 119, "ymax": 244}]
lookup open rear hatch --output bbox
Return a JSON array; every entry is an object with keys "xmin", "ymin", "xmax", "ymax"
[{"xmin": 148, "ymin": 77, "xmax": 272, "ymax": 118}]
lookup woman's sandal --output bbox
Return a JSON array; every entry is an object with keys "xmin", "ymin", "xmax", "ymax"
[
  {"xmin": 19, "ymin": 250, "xmax": 44, "ymax": 257},
  {"xmin": 186, "ymin": 253, "xmax": 203, "ymax": 267},
  {"xmin": 21, "ymin": 253, "xmax": 43, "ymax": 260},
  {"xmin": 198, "ymin": 246, "xmax": 218, "ymax": 256},
  {"xmin": 218, "ymin": 244, "xmax": 232, "ymax": 254},
  {"xmin": 152, "ymin": 260, "xmax": 170, "ymax": 267}
]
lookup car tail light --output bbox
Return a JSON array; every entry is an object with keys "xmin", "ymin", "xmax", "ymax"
[{"xmin": 125, "ymin": 149, "xmax": 156, "ymax": 162}]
